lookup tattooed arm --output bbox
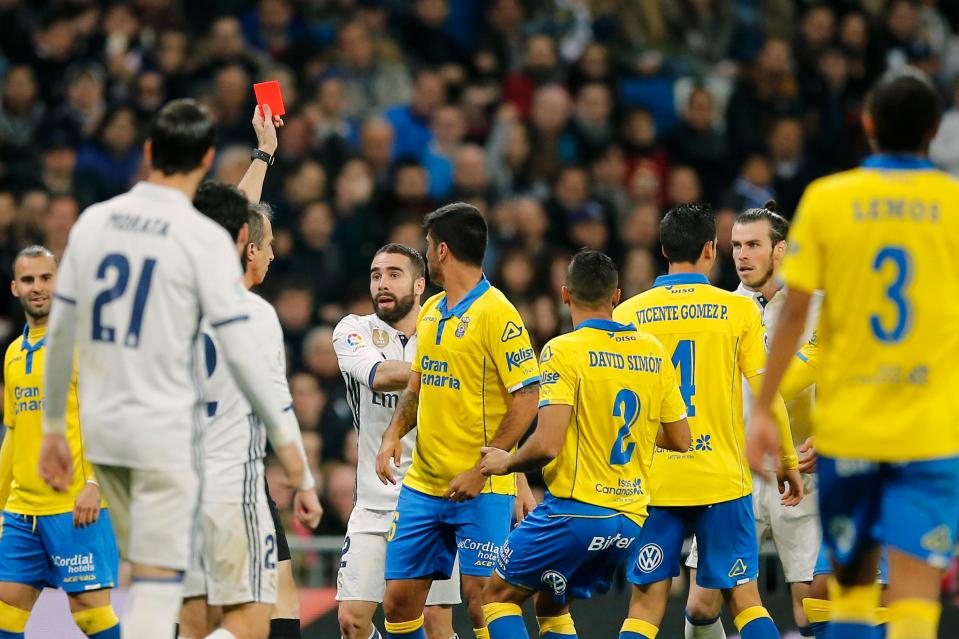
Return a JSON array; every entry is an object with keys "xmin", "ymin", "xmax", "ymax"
[
  {"xmin": 444, "ymin": 382, "xmax": 540, "ymax": 501},
  {"xmin": 375, "ymin": 371, "xmax": 421, "ymax": 485}
]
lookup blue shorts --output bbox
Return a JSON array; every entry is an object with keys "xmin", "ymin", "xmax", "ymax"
[
  {"xmin": 496, "ymin": 494, "xmax": 642, "ymax": 604},
  {"xmin": 628, "ymin": 495, "xmax": 758, "ymax": 590},
  {"xmin": 813, "ymin": 543, "xmax": 889, "ymax": 584},
  {"xmin": 0, "ymin": 510, "xmax": 119, "ymax": 592},
  {"xmin": 385, "ymin": 486, "xmax": 513, "ymax": 579},
  {"xmin": 818, "ymin": 455, "xmax": 959, "ymax": 570}
]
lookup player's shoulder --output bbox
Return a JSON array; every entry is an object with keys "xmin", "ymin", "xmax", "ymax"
[
  {"xmin": 245, "ymin": 291, "xmax": 281, "ymax": 325},
  {"xmin": 480, "ymin": 284, "xmax": 520, "ymax": 315},
  {"xmin": 3, "ymin": 337, "xmax": 23, "ymax": 368},
  {"xmin": 420, "ymin": 292, "xmax": 445, "ymax": 314},
  {"xmin": 333, "ymin": 313, "xmax": 374, "ymax": 337}
]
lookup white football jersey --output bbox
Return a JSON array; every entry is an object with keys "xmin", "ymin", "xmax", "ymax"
[
  {"xmin": 736, "ymin": 282, "xmax": 822, "ymax": 444},
  {"xmin": 198, "ymin": 292, "xmax": 292, "ymax": 503},
  {"xmin": 52, "ymin": 182, "xmax": 252, "ymax": 470},
  {"xmin": 332, "ymin": 313, "xmax": 417, "ymax": 511}
]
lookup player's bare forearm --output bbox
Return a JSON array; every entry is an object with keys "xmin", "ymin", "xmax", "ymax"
[
  {"xmin": 486, "ymin": 383, "xmax": 540, "ymax": 453},
  {"xmin": 384, "ymin": 373, "xmax": 421, "ymax": 440},
  {"xmin": 656, "ymin": 418, "xmax": 691, "ymax": 452},
  {"xmin": 756, "ymin": 289, "xmax": 812, "ymax": 411},
  {"xmin": 371, "ymin": 360, "xmax": 412, "ymax": 392},
  {"xmin": 504, "ymin": 403, "xmax": 571, "ymax": 473},
  {"xmin": 0, "ymin": 433, "xmax": 14, "ymax": 510}
]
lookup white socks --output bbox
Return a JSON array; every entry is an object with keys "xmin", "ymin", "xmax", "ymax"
[
  {"xmin": 122, "ymin": 579, "xmax": 185, "ymax": 639},
  {"xmin": 685, "ymin": 617, "xmax": 727, "ymax": 639},
  {"xmin": 204, "ymin": 630, "xmax": 238, "ymax": 639}
]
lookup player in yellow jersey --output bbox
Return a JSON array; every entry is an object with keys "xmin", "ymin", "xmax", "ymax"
[
  {"xmin": 613, "ymin": 203, "xmax": 803, "ymax": 639},
  {"xmin": 750, "ymin": 67, "xmax": 959, "ymax": 639},
  {"xmin": 375, "ymin": 203, "xmax": 540, "ymax": 639},
  {"xmin": 476, "ymin": 249, "xmax": 691, "ymax": 639},
  {"xmin": 0, "ymin": 246, "xmax": 119, "ymax": 639}
]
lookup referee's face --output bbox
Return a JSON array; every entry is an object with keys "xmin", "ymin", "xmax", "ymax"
[{"xmin": 12, "ymin": 255, "xmax": 56, "ymax": 320}]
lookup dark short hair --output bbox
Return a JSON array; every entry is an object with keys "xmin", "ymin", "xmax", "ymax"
[
  {"xmin": 374, "ymin": 243, "xmax": 426, "ymax": 280},
  {"xmin": 193, "ymin": 182, "xmax": 249, "ymax": 242},
  {"xmin": 660, "ymin": 202, "xmax": 716, "ymax": 264},
  {"xmin": 736, "ymin": 199, "xmax": 789, "ymax": 245},
  {"xmin": 869, "ymin": 66, "xmax": 942, "ymax": 153},
  {"xmin": 148, "ymin": 98, "xmax": 215, "ymax": 176},
  {"xmin": 423, "ymin": 202, "xmax": 487, "ymax": 266},
  {"xmin": 13, "ymin": 245, "xmax": 56, "ymax": 272},
  {"xmin": 566, "ymin": 249, "xmax": 618, "ymax": 307}
]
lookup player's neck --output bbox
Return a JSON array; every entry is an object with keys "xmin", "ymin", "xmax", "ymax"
[
  {"xmin": 390, "ymin": 307, "xmax": 420, "ymax": 338},
  {"xmin": 147, "ymin": 170, "xmax": 204, "ymax": 201},
  {"xmin": 242, "ymin": 270, "xmax": 255, "ymax": 290},
  {"xmin": 570, "ymin": 307, "xmax": 612, "ymax": 328},
  {"xmin": 667, "ymin": 262, "xmax": 709, "ymax": 277},
  {"xmin": 742, "ymin": 276, "xmax": 782, "ymax": 301},
  {"xmin": 441, "ymin": 266, "xmax": 484, "ymax": 308},
  {"xmin": 26, "ymin": 316, "xmax": 47, "ymax": 332}
]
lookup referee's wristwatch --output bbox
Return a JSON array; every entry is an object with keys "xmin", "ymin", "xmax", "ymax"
[{"xmin": 251, "ymin": 148, "xmax": 274, "ymax": 166}]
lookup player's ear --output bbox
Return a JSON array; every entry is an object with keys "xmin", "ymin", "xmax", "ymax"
[
  {"xmin": 611, "ymin": 288, "xmax": 621, "ymax": 307},
  {"xmin": 774, "ymin": 240, "xmax": 787, "ymax": 261},
  {"xmin": 201, "ymin": 146, "xmax": 215, "ymax": 172},
  {"xmin": 9, "ymin": 279, "xmax": 17, "ymax": 298},
  {"xmin": 561, "ymin": 286, "xmax": 571, "ymax": 307},
  {"xmin": 246, "ymin": 242, "xmax": 257, "ymax": 263},
  {"xmin": 414, "ymin": 276, "xmax": 426, "ymax": 296}
]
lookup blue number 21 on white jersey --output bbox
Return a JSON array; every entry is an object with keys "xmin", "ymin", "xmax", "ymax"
[{"xmin": 92, "ymin": 253, "xmax": 157, "ymax": 348}]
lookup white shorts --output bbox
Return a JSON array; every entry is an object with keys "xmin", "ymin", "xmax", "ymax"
[
  {"xmin": 686, "ymin": 473, "xmax": 820, "ymax": 583},
  {"xmin": 93, "ymin": 463, "xmax": 198, "ymax": 571},
  {"xmin": 182, "ymin": 500, "xmax": 278, "ymax": 606},
  {"xmin": 336, "ymin": 507, "xmax": 461, "ymax": 605}
]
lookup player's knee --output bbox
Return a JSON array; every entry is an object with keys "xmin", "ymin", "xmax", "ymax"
[
  {"xmin": 383, "ymin": 591, "xmax": 413, "ymax": 623},
  {"xmin": 338, "ymin": 604, "xmax": 372, "ymax": 639},
  {"xmin": 685, "ymin": 593, "xmax": 722, "ymax": 622},
  {"xmin": 71, "ymin": 604, "xmax": 120, "ymax": 638},
  {"xmin": 0, "ymin": 600, "xmax": 30, "ymax": 634}
]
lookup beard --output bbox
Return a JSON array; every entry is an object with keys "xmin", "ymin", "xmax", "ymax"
[
  {"xmin": 20, "ymin": 299, "xmax": 49, "ymax": 320},
  {"xmin": 745, "ymin": 262, "xmax": 775, "ymax": 290},
  {"xmin": 374, "ymin": 290, "xmax": 416, "ymax": 324}
]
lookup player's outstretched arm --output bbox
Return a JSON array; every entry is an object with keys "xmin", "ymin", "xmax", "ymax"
[
  {"xmin": 656, "ymin": 417, "xmax": 691, "ymax": 453},
  {"xmin": 446, "ymin": 382, "xmax": 540, "ymax": 501},
  {"xmin": 480, "ymin": 402, "xmax": 571, "ymax": 476},
  {"xmin": 371, "ymin": 360, "xmax": 413, "ymax": 392},
  {"xmin": 237, "ymin": 103, "xmax": 282, "ymax": 203},
  {"xmin": 376, "ymin": 372, "xmax": 421, "ymax": 485},
  {"xmin": 747, "ymin": 288, "xmax": 813, "ymax": 474},
  {"xmin": 40, "ymin": 288, "xmax": 77, "ymax": 491}
]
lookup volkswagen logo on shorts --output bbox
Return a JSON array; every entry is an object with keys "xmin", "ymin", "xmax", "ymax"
[
  {"xmin": 541, "ymin": 570, "xmax": 567, "ymax": 596},
  {"xmin": 637, "ymin": 544, "xmax": 664, "ymax": 573}
]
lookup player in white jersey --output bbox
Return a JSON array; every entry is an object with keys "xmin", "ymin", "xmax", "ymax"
[
  {"xmin": 683, "ymin": 202, "xmax": 821, "ymax": 639},
  {"xmin": 333, "ymin": 244, "xmax": 461, "ymax": 639},
  {"xmin": 178, "ymin": 183, "xmax": 322, "ymax": 639},
  {"xmin": 179, "ymin": 105, "xmax": 323, "ymax": 639},
  {"xmin": 37, "ymin": 99, "xmax": 305, "ymax": 639}
]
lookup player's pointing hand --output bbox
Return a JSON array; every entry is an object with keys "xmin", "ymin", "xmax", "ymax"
[
  {"xmin": 376, "ymin": 434, "xmax": 403, "ymax": 485},
  {"xmin": 39, "ymin": 433, "xmax": 73, "ymax": 492}
]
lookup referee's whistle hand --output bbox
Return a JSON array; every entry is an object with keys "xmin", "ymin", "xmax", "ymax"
[
  {"xmin": 39, "ymin": 433, "xmax": 73, "ymax": 492},
  {"xmin": 376, "ymin": 436, "xmax": 402, "ymax": 485}
]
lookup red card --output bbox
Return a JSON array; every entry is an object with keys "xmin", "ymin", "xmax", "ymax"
[{"xmin": 253, "ymin": 80, "xmax": 286, "ymax": 117}]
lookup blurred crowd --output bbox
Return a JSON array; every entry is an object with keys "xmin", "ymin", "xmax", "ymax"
[{"xmin": 2, "ymin": 0, "xmax": 959, "ymax": 556}]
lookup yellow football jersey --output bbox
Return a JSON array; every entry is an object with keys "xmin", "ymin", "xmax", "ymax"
[
  {"xmin": 538, "ymin": 319, "xmax": 687, "ymax": 525},
  {"xmin": 783, "ymin": 156, "xmax": 959, "ymax": 461},
  {"xmin": 2, "ymin": 325, "xmax": 98, "ymax": 515},
  {"xmin": 614, "ymin": 273, "xmax": 793, "ymax": 506},
  {"xmin": 781, "ymin": 332, "xmax": 819, "ymax": 404},
  {"xmin": 406, "ymin": 277, "xmax": 540, "ymax": 497}
]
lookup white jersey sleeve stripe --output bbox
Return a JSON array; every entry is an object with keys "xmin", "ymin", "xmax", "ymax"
[
  {"xmin": 53, "ymin": 293, "xmax": 77, "ymax": 304},
  {"xmin": 210, "ymin": 314, "xmax": 250, "ymax": 328}
]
